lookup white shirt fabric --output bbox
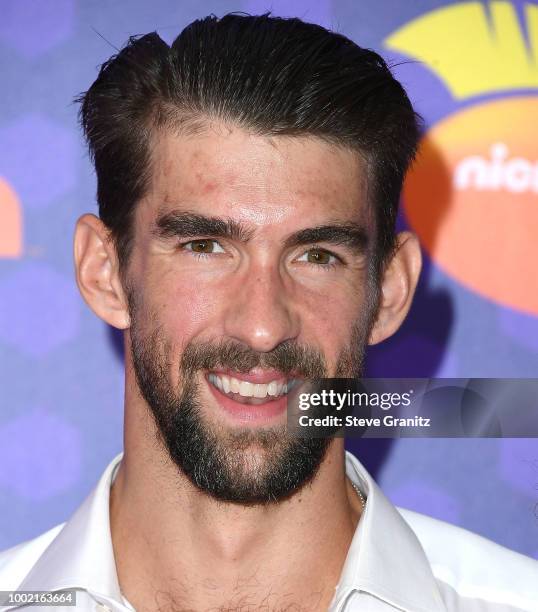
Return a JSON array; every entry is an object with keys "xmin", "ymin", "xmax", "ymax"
[{"xmin": 0, "ymin": 451, "xmax": 537, "ymax": 612}]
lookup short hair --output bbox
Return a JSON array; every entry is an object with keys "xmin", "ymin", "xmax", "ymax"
[{"xmin": 76, "ymin": 12, "xmax": 420, "ymax": 276}]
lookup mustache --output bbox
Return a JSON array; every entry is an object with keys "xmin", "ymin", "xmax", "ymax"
[{"xmin": 180, "ymin": 339, "xmax": 328, "ymax": 379}]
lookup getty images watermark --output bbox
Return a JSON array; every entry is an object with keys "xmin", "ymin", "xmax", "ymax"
[
  {"xmin": 286, "ymin": 379, "xmax": 538, "ymax": 438},
  {"xmin": 297, "ymin": 386, "xmax": 429, "ymax": 429}
]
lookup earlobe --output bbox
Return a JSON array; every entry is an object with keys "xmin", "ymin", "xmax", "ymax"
[
  {"xmin": 368, "ymin": 231, "xmax": 422, "ymax": 345},
  {"xmin": 73, "ymin": 214, "xmax": 130, "ymax": 330}
]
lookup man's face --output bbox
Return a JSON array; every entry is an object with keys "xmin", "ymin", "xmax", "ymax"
[{"xmin": 125, "ymin": 123, "xmax": 379, "ymax": 504}]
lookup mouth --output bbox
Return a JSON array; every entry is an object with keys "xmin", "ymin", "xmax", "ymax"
[
  {"xmin": 207, "ymin": 372, "xmax": 298, "ymax": 404},
  {"xmin": 204, "ymin": 370, "xmax": 301, "ymax": 423}
]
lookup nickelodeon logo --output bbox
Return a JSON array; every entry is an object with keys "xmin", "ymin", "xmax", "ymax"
[
  {"xmin": 455, "ymin": 143, "xmax": 538, "ymax": 193},
  {"xmin": 0, "ymin": 177, "xmax": 23, "ymax": 258},
  {"xmin": 386, "ymin": 2, "xmax": 538, "ymax": 316}
]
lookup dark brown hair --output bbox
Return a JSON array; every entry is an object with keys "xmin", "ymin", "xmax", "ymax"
[{"xmin": 76, "ymin": 13, "xmax": 420, "ymax": 275}]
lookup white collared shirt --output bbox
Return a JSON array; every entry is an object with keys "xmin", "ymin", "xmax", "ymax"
[{"xmin": 0, "ymin": 451, "xmax": 537, "ymax": 612}]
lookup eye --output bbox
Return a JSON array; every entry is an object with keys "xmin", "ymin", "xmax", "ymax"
[
  {"xmin": 297, "ymin": 248, "xmax": 339, "ymax": 266},
  {"xmin": 183, "ymin": 239, "xmax": 225, "ymax": 254}
]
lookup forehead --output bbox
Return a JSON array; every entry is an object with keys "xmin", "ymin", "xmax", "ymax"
[{"xmin": 143, "ymin": 122, "xmax": 369, "ymax": 227}]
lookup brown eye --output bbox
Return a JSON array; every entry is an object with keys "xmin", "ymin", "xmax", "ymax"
[
  {"xmin": 300, "ymin": 248, "xmax": 336, "ymax": 265},
  {"xmin": 184, "ymin": 239, "xmax": 225, "ymax": 254},
  {"xmin": 191, "ymin": 240, "xmax": 213, "ymax": 253}
]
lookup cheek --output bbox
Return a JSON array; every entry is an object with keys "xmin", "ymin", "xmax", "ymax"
[
  {"xmin": 155, "ymin": 281, "xmax": 225, "ymax": 343},
  {"xmin": 136, "ymin": 281, "xmax": 226, "ymax": 390},
  {"xmin": 297, "ymin": 285, "xmax": 367, "ymax": 359}
]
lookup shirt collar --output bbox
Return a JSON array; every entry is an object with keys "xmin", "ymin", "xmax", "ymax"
[
  {"xmin": 17, "ymin": 451, "xmax": 445, "ymax": 612},
  {"xmin": 17, "ymin": 453, "xmax": 125, "ymax": 606},
  {"xmin": 332, "ymin": 451, "xmax": 446, "ymax": 612}
]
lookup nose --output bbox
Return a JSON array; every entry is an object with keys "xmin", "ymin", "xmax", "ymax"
[{"xmin": 222, "ymin": 262, "xmax": 300, "ymax": 353}]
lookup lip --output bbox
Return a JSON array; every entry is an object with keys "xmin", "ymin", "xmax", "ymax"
[
  {"xmin": 207, "ymin": 367, "xmax": 296, "ymax": 385},
  {"xmin": 205, "ymin": 372, "xmax": 290, "ymax": 424}
]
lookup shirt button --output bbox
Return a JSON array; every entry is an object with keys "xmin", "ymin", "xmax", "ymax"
[{"xmin": 95, "ymin": 603, "xmax": 112, "ymax": 612}]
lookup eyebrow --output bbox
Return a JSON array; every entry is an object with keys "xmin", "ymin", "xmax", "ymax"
[
  {"xmin": 284, "ymin": 224, "xmax": 370, "ymax": 254},
  {"xmin": 153, "ymin": 210, "xmax": 370, "ymax": 254},
  {"xmin": 153, "ymin": 210, "xmax": 255, "ymax": 242}
]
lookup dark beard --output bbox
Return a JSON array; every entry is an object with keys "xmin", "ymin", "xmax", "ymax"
[{"xmin": 128, "ymin": 294, "xmax": 371, "ymax": 505}]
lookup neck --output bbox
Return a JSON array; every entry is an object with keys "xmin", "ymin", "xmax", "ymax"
[{"xmin": 110, "ymin": 391, "xmax": 362, "ymax": 611}]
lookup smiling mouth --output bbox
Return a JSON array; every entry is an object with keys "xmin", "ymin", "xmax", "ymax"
[{"xmin": 207, "ymin": 372, "xmax": 299, "ymax": 405}]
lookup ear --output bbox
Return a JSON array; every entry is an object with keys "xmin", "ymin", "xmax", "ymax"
[
  {"xmin": 73, "ymin": 214, "xmax": 131, "ymax": 330},
  {"xmin": 368, "ymin": 231, "xmax": 422, "ymax": 345}
]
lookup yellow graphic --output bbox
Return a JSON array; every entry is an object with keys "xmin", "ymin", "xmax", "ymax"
[
  {"xmin": 0, "ymin": 178, "xmax": 23, "ymax": 258},
  {"xmin": 386, "ymin": 1, "xmax": 538, "ymax": 99}
]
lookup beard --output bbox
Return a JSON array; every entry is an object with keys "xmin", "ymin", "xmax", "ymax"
[{"xmin": 128, "ymin": 291, "xmax": 375, "ymax": 506}]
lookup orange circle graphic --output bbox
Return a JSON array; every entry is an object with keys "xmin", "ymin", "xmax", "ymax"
[
  {"xmin": 403, "ymin": 96, "xmax": 538, "ymax": 316},
  {"xmin": 0, "ymin": 177, "xmax": 23, "ymax": 258}
]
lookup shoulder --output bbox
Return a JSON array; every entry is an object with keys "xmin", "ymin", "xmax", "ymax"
[
  {"xmin": 398, "ymin": 507, "xmax": 538, "ymax": 609},
  {"xmin": 0, "ymin": 524, "xmax": 64, "ymax": 589}
]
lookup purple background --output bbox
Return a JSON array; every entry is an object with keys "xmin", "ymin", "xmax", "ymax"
[{"xmin": 1, "ymin": 0, "xmax": 537, "ymax": 559}]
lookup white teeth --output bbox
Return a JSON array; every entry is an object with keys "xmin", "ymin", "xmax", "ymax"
[
  {"xmin": 239, "ymin": 381, "xmax": 254, "ymax": 397},
  {"xmin": 253, "ymin": 384, "xmax": 267, "ymax": 398},
  {"xmin": 229, "ymin": 377, "xmax": 241, "ymax": 394},
  {"xmin": 267, "ymin": 381, "xmax": 278, "ymax": 397},
  {"xmin": 209, "ymin": 373, "xmax": 294, "ymax": 399}
]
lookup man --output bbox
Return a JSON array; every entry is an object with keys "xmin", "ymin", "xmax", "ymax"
[{"xmin": 1, "ymin": 12, "xmax": 537, "ymax": 612}]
